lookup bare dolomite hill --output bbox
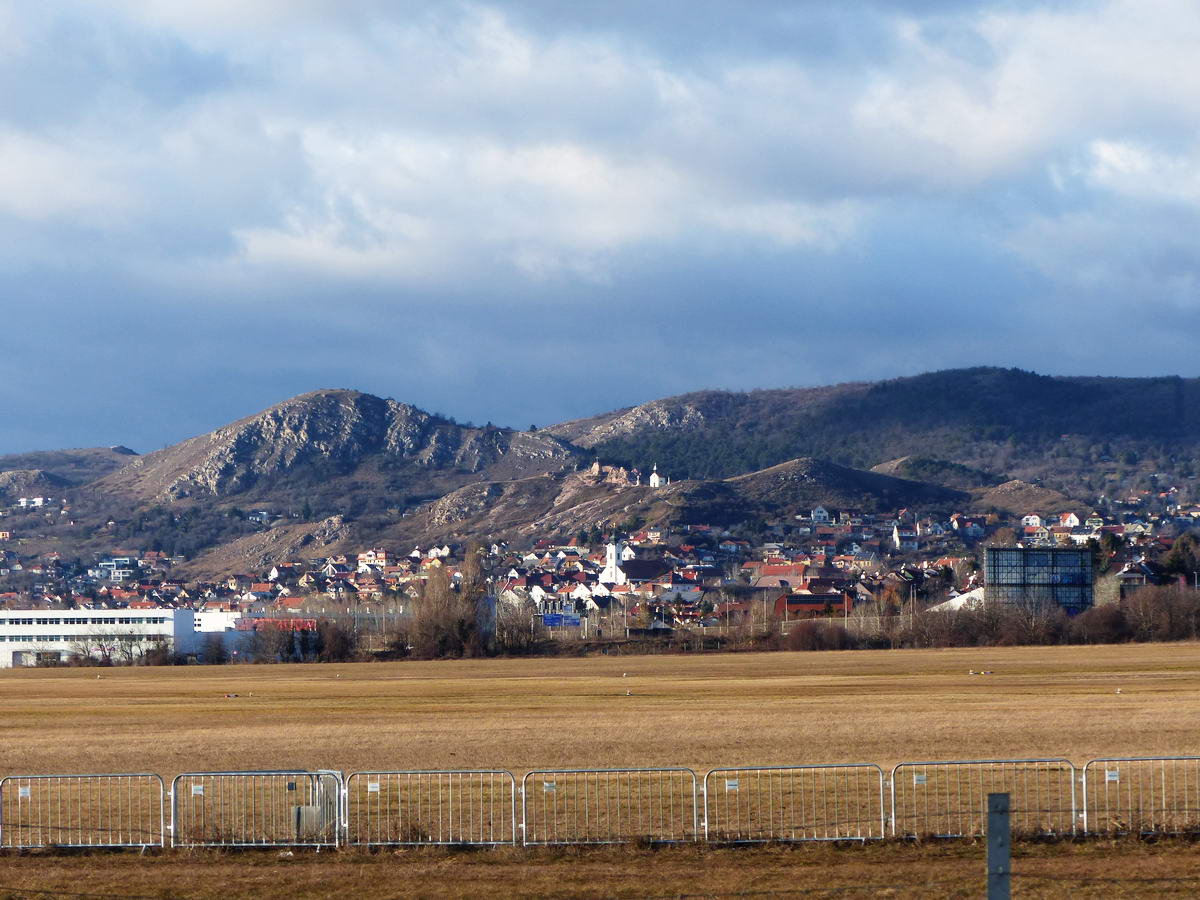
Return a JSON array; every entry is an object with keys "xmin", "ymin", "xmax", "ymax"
[{"xmin": 94, "ymin": 389, "xmax": 583, "ymax": 504}]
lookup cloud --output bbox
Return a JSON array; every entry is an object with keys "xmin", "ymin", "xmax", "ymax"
[{"xmin": 3, "ymin": 0, "xmax": 1200, "ymax": 452}]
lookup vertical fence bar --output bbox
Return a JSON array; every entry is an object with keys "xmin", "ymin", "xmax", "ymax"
[{"xmin": 987, "ymin": 793, "xmax": 1011, "ymax": 900}]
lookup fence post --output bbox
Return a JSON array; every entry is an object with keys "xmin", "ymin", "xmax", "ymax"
[{"xmin": 987, "ymin": 792, "xmax": 1011, "ymax": 900}]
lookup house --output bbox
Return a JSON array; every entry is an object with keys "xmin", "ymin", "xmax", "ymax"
[
  {"xmin": 358, "ymin": 548, "xmax": 390, "ymax": 567},
  {"xmin": 892, "ymin": 524, "xmax": 919, "ymax": 552}
]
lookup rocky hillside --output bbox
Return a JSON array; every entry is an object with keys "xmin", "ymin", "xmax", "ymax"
[
  {"xmin": 95, "ymin": 390, "xmax": 581, "ymax": 505},
  {"xmin": 0, "ymin": 469, "xmax": 72, "ymax": 503},
  {"xmin": 179, "ymin": 454, "xmax": 970, "ymax": 576},
  {"xmin": 0, "ymin": 446, "xmax": 137, "ymax": 486}
]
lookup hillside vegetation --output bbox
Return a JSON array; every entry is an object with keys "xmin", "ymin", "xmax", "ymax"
[{"xmin": 564, "ymin": 368, "xmax": 1200, "ymax": 496}]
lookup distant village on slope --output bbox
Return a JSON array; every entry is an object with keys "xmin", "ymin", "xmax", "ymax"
[{"xmin": 0, "ymin": 460, "xmax": 1194, "ymax": 666}]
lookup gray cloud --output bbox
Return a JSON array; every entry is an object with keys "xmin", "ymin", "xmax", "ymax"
[{"xmin": 1, "ymin": 0, "xmax": 1198, "ymax": 453}]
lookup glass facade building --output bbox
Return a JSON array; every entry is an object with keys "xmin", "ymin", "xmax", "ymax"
[{"xmin": 984, "ymin": 547, "xmax": 1094, "ymax": 613}]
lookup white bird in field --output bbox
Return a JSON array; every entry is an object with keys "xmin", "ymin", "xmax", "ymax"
[
  {"xmin": 1115, "ymin": 688, "xmax": 1123, "ymax": 694},
  {"xmin": 626, "ymin": 690, "xmax": 632, "ymax": 696},
  {"xmin": 623, "ymin": 672, "xmax": 627, "ymax": 677}
]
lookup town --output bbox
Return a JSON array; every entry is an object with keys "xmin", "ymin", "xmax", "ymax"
[{"xmin": 2, "ymin": 478, "xmax": 1198, "ymax": 666}]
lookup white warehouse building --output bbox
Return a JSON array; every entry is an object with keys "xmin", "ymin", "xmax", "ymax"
[{"xmin": 0, "ymin": 608, "xmax": 199, "ymax": 667}]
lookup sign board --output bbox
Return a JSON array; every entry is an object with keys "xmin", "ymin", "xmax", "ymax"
[
  {"xmin": 913, "ymin": 774, "xmax": 927, "ymax": 786},
  {"xmin": 18, "ymin": 786, "xmax": 31, "ymax": 799},
  {"xmin": 543, "ymin": 781, "xmax": 556, "ymax": 793},
  {"xmin": 367, "ymin": 782, "xmax": 380, "ymax": 793},
  {"xmin": 561, "ymin": 615, "xmax": 581, "ymax": 627},
  {"xmin": 542, "ymin": 614, "xmax": 563, "ymax": 627},
  {"xmin": 725, "ymin": 779, "xmax": 739, "ymax": 792},
  {"xmin": 1106, "ymin": 770, "xmax": 1120, "ymax": 783},
  {"xmin": 191, "ymin": 784, "xmax": 205, "ymax": 796}
]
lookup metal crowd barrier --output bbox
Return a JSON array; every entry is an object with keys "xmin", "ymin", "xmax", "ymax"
[
  {"xmin": 890, "ymin": 758, "xmax": 1077, "ymax": 837},
  {"xmin": 6, "ymin": 755, "xmax": 1200, "ymax": 851},
  {"xmin": 703, "ymin": 765, "xmax": 886, "ymax": 842},
  {"xmin": 0, "ymin": 774, "xmax": 165, "ymax": 849},
  {"xmin": 345, "ymin": 770, "xmax": 516, "ymax": 846},
  {"xmin": 171, "ymin": 771, "xmax": 343, "ymax": 848},
  {"xmin": 520, "ymin": 768, "xmax": 699, "ymax": 845},
  {"xmin": 1082, "ymin": 756, "xmax": 1200, "ymax": 834}
]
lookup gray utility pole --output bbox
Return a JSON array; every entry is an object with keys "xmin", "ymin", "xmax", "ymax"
[{"xmin": 987, "ymin": 792, "xmax": 1011, "ymax": 900}]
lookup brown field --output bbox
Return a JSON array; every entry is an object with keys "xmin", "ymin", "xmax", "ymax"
[{"xmin": 2, "ymin": 642, "xmax": 1200, "ymax": 897}]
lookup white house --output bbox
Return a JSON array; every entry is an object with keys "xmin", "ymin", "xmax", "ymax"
[{"xmin": 0, "ymin": 608, "xmax": 198, "ymax": 667}]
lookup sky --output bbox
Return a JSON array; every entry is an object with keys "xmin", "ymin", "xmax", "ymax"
[{"xmin": 3, "ymin": 0, "xmax": 1200, "ymax": 453}]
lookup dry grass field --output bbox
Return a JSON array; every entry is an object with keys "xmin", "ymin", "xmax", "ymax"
[
  {"xmin": 2, "ymin": 642, "xmax": 1198, "ymax": 775},
  {"xmin": 2, "ymin": 641, "xmax": 1200, "ymax": 897}
]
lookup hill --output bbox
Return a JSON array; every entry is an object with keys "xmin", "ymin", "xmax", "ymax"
[
  {"xmin": 973, "ymin": 480, "xmax": 1081, "ymax": 516},
  {"xmin": 0, "ymin": 446, "xmax": 137, "ymax": 486},
  {"xmin": 94, "ymin": 390, "xmax": 581, "ymax": 511},
  {"xmin": 178, "ymin": 454, "xmax": 966, "ymax": 576},
  {"xmin": 0, "ymin": 469, "xmax": 73, "ymax": 503},
  {"xmin": 7, "ymin": 368, "xmax": 1195, "ymax": 573},
  {"xmin": 871, "ymin": 456, "xmax": 1005, "ymax": 491},
  {"xmin": 728, "ymin": 457, "xmax": 967, "ymax": 514},
  {"xmin": 551, "ymin": 368, "xmax": 1200, "ymax": 497}
]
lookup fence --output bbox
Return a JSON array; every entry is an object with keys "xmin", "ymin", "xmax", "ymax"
[
  {"xmin": 345, "ymin": 770, "xmax": 516, "ymax": 846},
  {"xmin": 1082, "ymin": 756, "xmax": 1200, "ymax": 834},
  {"xmin": 891, "ymin": 759, "xmax": 1077, "ymax": 837},
  {"xmin": 703, "ymin": 765, "xmax": 886, "ymax": 842},
  {"xmin": 0, "ymin": 774, "xmax": 164, "ymax": 849},
  {"xmin": 5, "ymin": 755, "xmax": 1200, "ymax": 851},
  {"xmin": 520, "ymin": 768, "xmax": 699, "ymax": 845},
  {"xmin": 171, "ymin": 771, "xmax": 342, "ymax": 848}
]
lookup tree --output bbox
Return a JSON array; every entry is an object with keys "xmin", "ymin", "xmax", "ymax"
[
  {"xmin": 316, "ymin": 620, "xmax": 356, "ymax": 662},
  {"xmin": 1161, "ymin": 533, "xmax": 1200, "ymax": 580},
  {"xmin": 202, "ymin": 633, "xmax": 230, "ymax": 664},
  {"xmin": 986, "ymin": 527, "xmax": 1018, "ymax": 548},
  {"xmin": 494, "ymin": 597, "xmax": 541, "ymax": 655},
  {"xmin": 408, "ymin": 565, "xmax": 483, "ymax": 658}
]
